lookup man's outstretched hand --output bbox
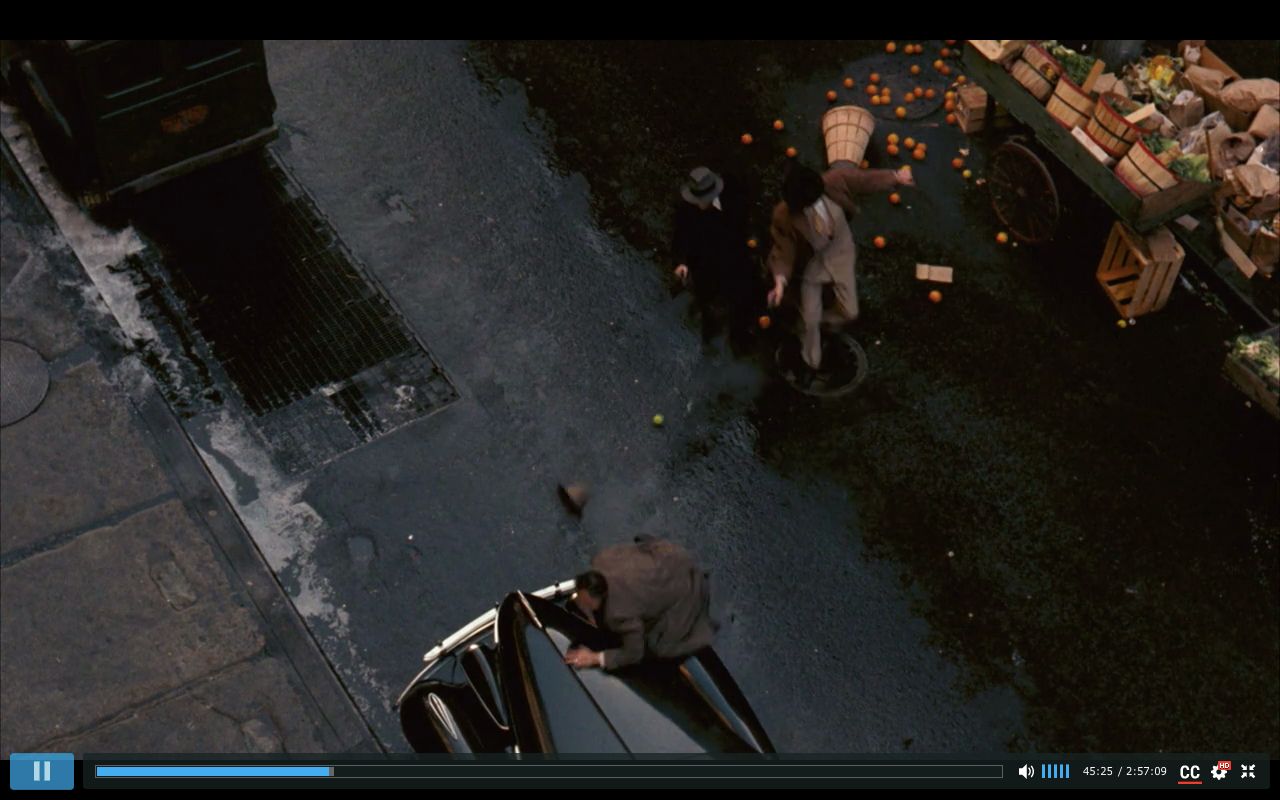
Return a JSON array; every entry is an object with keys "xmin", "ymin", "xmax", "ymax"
[{"xmin": 565, "ymin": 647, "xmax": 604, "ymax": 670}]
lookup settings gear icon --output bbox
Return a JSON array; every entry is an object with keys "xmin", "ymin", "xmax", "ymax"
[{"xmin": 1211, "ymin": 767, "xmax": 1227, "ymax": 781}]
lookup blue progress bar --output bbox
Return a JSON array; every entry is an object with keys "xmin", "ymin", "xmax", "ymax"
[{"xmin": 97, "ymin": 766, "xmax": 331, "ymax": 778}]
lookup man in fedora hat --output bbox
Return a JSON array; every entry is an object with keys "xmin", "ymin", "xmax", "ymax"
[
  {"xmin": 673, "ymin": 167, "xmax": 757, "ymax": 351},
  {"xmin": 766, "ymin": 162, "xmax": 913, "ymax": 378}
]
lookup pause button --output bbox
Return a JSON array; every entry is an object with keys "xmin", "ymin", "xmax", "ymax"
[{"xmin": 9, "ymin": 754, "xmax": 74, "ymax": 791}]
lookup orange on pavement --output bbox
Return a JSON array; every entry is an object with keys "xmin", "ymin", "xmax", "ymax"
[{"xmin": 874, "ymin": 236, "xmax": 887, "ymax": 249}]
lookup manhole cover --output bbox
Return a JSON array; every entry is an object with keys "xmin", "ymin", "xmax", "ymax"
[
  {"xmin": 776, "ymin": 332, "xmax": 868, "ymax": 397},
  {"xmin": 0, "ymin": 340, "xmax": 50, "ymax": 426}
]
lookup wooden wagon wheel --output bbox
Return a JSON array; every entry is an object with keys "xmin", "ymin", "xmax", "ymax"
[{"xmin": 988, "ymin": 141, "xmax": 1060, "ymax": 244}]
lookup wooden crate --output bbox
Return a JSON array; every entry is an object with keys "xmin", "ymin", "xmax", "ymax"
[
  {"xmin": 1095, "ymin": 222, "xmax": 1185, "ymax": 319},
  {"xmin": 955, "ymin": 85, "xmax": 1011, "ymax": 133},
  {"xmin": 1223, "ymin": 339, "xmax": 1280, "ymax": 420}
]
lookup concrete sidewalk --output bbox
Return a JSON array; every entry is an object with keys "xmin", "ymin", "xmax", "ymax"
[{"xmin": 0, "ymin": 142, "xmax": 378, "ymax": 756}]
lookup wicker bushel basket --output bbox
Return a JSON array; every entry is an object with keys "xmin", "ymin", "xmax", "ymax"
[
  {"xmin": 822, "ymin": 105, "xmax": 876, "ymax": 166},
  {"xmin": 1114, "ymin": 139, "xmax": 1179, "ymax": 197},
  {"xmin": 1047, "ymin": 76, "xmax": 1094, "ymax": 130},
  {"xmin": 1010, "ymin": 58, "xmax": 1057, "ymax": 102},
  {"xmin": 1084, "ymin": 93, "xmax": 1144, "ymax": 159}
]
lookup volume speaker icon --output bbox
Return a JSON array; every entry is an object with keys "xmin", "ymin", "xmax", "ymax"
[{"xmin": 1019, "ymin": 764, "xmax": 1035, "ymax": 779}]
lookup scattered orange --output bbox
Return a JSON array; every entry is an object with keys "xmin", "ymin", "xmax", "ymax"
[
  {"xmin": 747, "ymin": 237, "xmax": 759, "ymax": 248},
  {"xmin": 903, "ymin": 136, "xmax": 916, "ymax": 149},
  {"xmin": 870, "ymin": 95, "xmax": 882, "ymax": 106},
  {"xmin": 957, "ymin": 75, "xmax": 967, "ymax": 84},
  {"xmin": 910, "ymin": 64, "xmax": 921, "ymax": 75},
  {"xmin": 895, "ymin": 106, "xmax": 907, "ymax": 119},
  {"xmin": 934, "ymin": 59, "xmax": 944, "ymax": 70},
  {"xmin": 886, "ymin": 143, "xmax": 900, "ymax": 156},
  {"xmin": 945, "ymin": 90, "xmax": 956, "ymax": 100},
  {"xmin": 941, "ymin": 47, "xmax": 951, "ymax": 58},
  {"xmin": 889, "ymin": 192, "xmax": 901, "ymax": 205},
  {"xmin": 873, "ymin": 236, "xmax": 887, "ymax": 249},
  {"xmin": 996, "ymin": 232, "xmax": 1009, "ymax": 244},
  {"xmin": 886, "ymin": 42, "xmax": 897, "ymax": 53},
  {"xmin": 962, "ymin": 169, "xmax": 972, "ymax": 179},
  {"xmin": 904, "ymin": 94, "xmax": 914, "ymax": 105},
  {"xmin": 786, "ymin": 146, "xmax": 797, "ymax": 158},
  {"xmin": 826, "ymin": 90, "xmax": 838, "ymax": 102},
  {"xmin": 866, "ymin": 84, "xmax": 878, "ymax": 96},
  {"xmin": 758, "ymin": 315, "xmax": 772, "ymax": 329},
  {"xmin": 946, "ymin": 112, "xmax": 957, "ymax": 125},
  {"xmin": 741, "ymin": 133, "xmax": 753, "ymax": 145},
  {"xmin": 941, "ymin": 65, "xmax": 952, "ymax": 76},
  {"xmin": 913, "ymin": 146, "xmax": 926, "ymax": 160},
  {"xmin": 944, "ymin": 99, "xmax": 956, "ymax": 112},
  {"xmin": 887, "ymin": 133, "xmax": 900, "ymax": 145},
  {"xmin": 952, "ymin": 157, "xmax": 964, "ymax": 169},
  {"xmin": 914, "ymin": 87, "xmax": 924, "ymax": 98},
  {"xmin": 928, "ymin": 290, "xmax": 942, "ymax": 303},
  {"xmin": 844, "ymin": 76, "xmax": 855, "ymax": 89},
  {"xmin": 925, "ymin": 88, "xmax": 936, "ymax": 99},
  {"xmin": 869, "ymin": 72, "xmax": 880, "ymax": 83},
  {"xmin": 773, "ymin": 119, "xmax": 785, "ymax": 130}
]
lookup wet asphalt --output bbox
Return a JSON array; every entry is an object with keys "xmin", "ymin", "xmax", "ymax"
[{"xmin": 116, "ymin": 41, "xmax": 1279, "ymax": 754}]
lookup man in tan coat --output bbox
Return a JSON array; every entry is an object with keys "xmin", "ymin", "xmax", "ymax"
[
  {"xmin": 767, "ymin": 163, "xmax": 914, "ymax": 373},
  {"xmin": 564, "ymin": 537, "xmax": 713, "ymax": 671}
]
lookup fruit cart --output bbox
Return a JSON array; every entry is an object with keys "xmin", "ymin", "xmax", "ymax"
[{"xmin": 961, "ymin": 40, "xmax": 1277, "ymax": 333}]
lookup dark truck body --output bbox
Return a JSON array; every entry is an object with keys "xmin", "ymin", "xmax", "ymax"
[{"xmin": 4, "ymin": 39, "xmax": 277, "ymax": 205}]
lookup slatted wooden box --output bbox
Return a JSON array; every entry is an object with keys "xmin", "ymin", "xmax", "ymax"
[{"xmin": 1095, "ymin": 222, "xmax": 1185, "ymax": 319}]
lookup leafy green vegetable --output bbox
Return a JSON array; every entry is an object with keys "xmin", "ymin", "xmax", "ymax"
[
  {"xmin": 1231, "ymin": 332, "xmax": 1280, "ymax": 386},
  {"xmin": 1170, "ymin": 154, "xmax": 1210, "ymax": 183},
  {"xmin": 1044, "ymin": 41, "xmax": 1099, "ymax": 86},
  {"xmin": 1143, "ymin": 134, "xmax": 1177, "ymax": 155}
]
